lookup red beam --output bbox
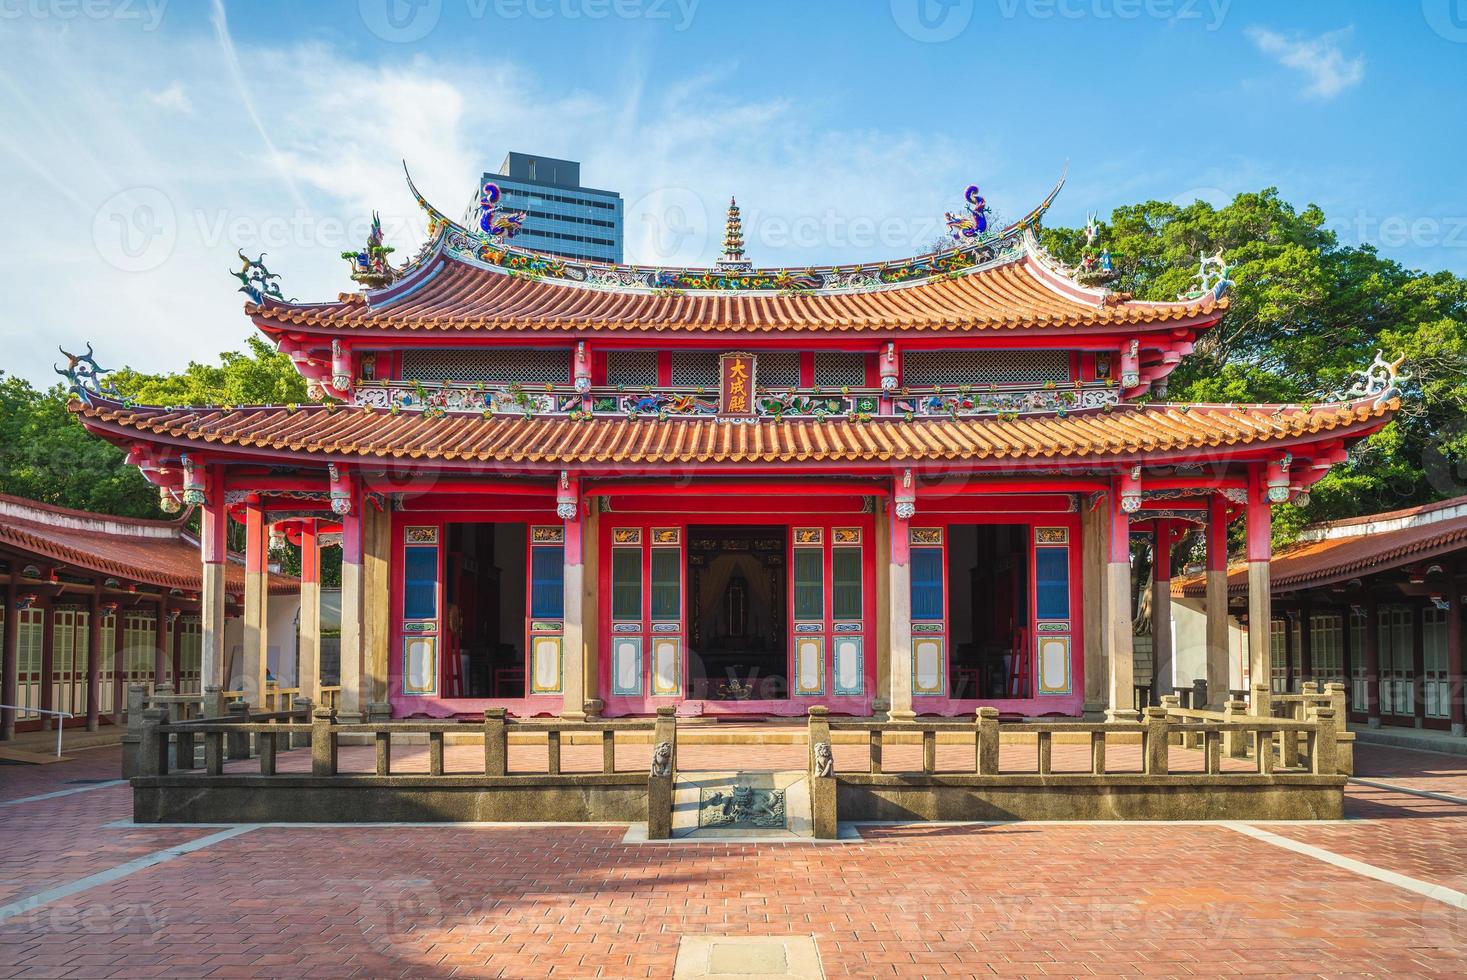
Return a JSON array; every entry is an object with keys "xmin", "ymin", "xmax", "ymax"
[{"xmin": 583, "ymin": 479, "xmax": 889, "ymax": 497}]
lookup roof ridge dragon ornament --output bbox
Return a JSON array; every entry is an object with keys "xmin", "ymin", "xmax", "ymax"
[
  {"xmin": 1179, "ymin": 250, "xmax": 1232, "ymax": 301},
  {"xmin": 1330, "ymin": 350, "xmax": 1410, "ymax": 408},
  {"xmin": 1073, "ymin": 212, "xmax": 1118, "ymax": 288},
  {"xmin": 341, "ymin": 211, "xmax": 400, "ymax": 289},
  {"xmin": 55, "ymin": 344, "xmax": 118, "ymax": 399},
  {"xmin": 232, "ymin": 250, "xmax": 288, "ymax": 303}
]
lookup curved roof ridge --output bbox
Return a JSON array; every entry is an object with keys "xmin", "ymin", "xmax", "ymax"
[{"xmin": 0, "ymin": 492, "xmax": 187, "ymax": 537}]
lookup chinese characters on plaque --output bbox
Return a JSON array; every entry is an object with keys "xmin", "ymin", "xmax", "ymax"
[{"xmin": 719, "ymin": 352, "xmax": 756, "ymax": 417}]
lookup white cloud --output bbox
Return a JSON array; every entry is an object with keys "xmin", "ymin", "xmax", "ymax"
[
  {"xmin": 1247, "ymin": 26, "xmax": 1365, "ymax": 100},
  {"xmin": 147, "ymin": 81, "xmax": 192, "ymax": 114}
]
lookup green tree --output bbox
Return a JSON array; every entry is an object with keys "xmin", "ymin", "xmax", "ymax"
[
  {"xmin": 0, "ymin": 373, "xmax": 159, "ymax": 516},
  {"xmin": 109, "ymin": 335, "xmax": 309, "ymax": 407},
  {"xmin": 1042, "ymin": 189, "xmax": 1467, "ymax": 545}
]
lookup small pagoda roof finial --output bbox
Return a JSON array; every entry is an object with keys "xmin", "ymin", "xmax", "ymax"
[{"xmin": 716, "ymin": 196, "xmax": 752, "ymax": 272}]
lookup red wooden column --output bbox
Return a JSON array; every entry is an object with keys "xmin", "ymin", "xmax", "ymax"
[
  {"xmin": 1245, "ymin": 467, "xmax": 1272, "ymax": 713},
  {"xmin": 171, "ymin": 609, "xmax": 183, "ymax": 689},
  {"xmin": 153, "ymin": 597, "xmax": 171, "ymax": 688},
  {"xmin": 39, "ymin": 599, "xmax": 55, "ymax": 730},
  {"xmin": 888, "ymin": 470, "xmax": 915, "ymax": 721},
  {"xmin": 1299, "ymin": 603, "xmax": 1314, "ymax": 685},
  {"xmin": 337, "ymin": 467, "xmax": 366, "ymax": 722},
  {"xmin": 86, "ymin": 585, "xmax": 102, "ymax": 731},
  {"xmin": 2, "ymin": 576, "xmax": 17, "ymax": 740},
  {"xmin": 241, "ymin": 498, "xmax": 269, "ymax": 707},
  {"xmin": 1282, "ymin": 610, "xmax": 1296, "ymax": 692},
  {"xmin": 111, "ymin": 604, "xmax": 125, "ymax": 719},
  {"xmin": 298, "ymin": 520, "xmax": 320, "ymax": 703},
  {"xmin": 1204, "ymin": 494, "xmax": 1230, "ymax": 707},
  {"xmin": 1448, "ymin": 568, "xmax": 1464, "ymax": 737},
  {"xmin": 1363, "ymin": 592, "xmax": 1382, "ymax": 728},
  {"xmin": 1150, "ymin": 519, "xmax": 1173, "ymax": 704},
  {"xmin": 199, "ymin": 468, "xmax": 229, "ymax": 692},
  {"xmin": 560, "ymin": 474, "xmax": 587, "ymax": 722},
  {"xmin": 1340, "ymin": 602, "xmax": 1355, "ymax": 713},
  {"xmin": 1105, "ymin": 478, "xmax": 1136, "ymax": 721},
  {"xmin": 1412, "ymin": 602, "xmax": 1427, "ymax": 729}
]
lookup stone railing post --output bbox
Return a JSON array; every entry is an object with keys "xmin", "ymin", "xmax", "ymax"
[
  {"xmin": 174, "ymin": 714, "xmax": 195, "ymax": 772},
  {"xmin": 225, "ymin": 700, "xmax": 252, "ymax": 759},
  {"xmin": 1324, "ymin": 683, "xmax": 1348, "ymax": 734},
  {"xmin": 310, "ymin": 707, "xmax": 336, "ymax": 776},
  {"xmin": 1191, "ymin": 678, "xmax": 1209, "ymax": 715},
  {"xmin": 1325, "ymin": 681, "xmax": 1354, "ymax": 775},
  {"xmin": 647, "ymin": 706, "xmax": 677, "ymax": 840},
  {"xmin": 291, "ymin": 697, "xmax": 313, "ymax": 749},
  {"xmin": 483, "ymin": 708, "xmax": 507, "ymax": 776},
  {"xmin": 1279, "ymin": 724, "xmax": 1300, "ymax": 769},
  {"xmin": 203, "ymin": 685, "xmax": 226, "ymax": 719},
  {"xmin": 976, "ymin": 707, "xmax": 1000, "ymax": 775},
  {"xmin": 137, "ymin": 707, "xmax": 169, "ymax": 778},
  {"xmin": 807, "ymin": 706, "xmax": 837, "ymax": 840},
  {"xmin": 1251, "ymin": 682, "xmax": 1271, "ymax": 718},
  {"xmin": 1310, "ymin": 707, "xmax": 1339, "ymax": 775},
  {"xmin": 1142, "ymin": 706, "xmax": 1170, "ymax": 776},
  {"xmin": 1223, "ymin": 699, "xmax": 1250, "ymax": 758},
  {"xmin": 1159, "ymin": 695, "xmax": 1183, "ymax": 746},
  {"xmin": 120, "ymin": 683, "xmax": 149, "ymax": 777}
]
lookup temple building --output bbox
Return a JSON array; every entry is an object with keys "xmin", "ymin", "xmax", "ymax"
[
  {"xmin": 0, "ymin": 493, "xmax": 298, "ymax": 738},
  {"xmin": 1173, "ymin": 494, "xmax": 1467, "ymax": 737},
  {"xmin": 60, "ymin": 169, "xmax": 1407, "ymax": 724}
]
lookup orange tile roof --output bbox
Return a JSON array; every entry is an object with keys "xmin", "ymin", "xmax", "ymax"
[
  {"xmin": 1174, "ymin": 494, "xmax": 1467, "ymax": 598},
  {"xmin": 73, "ymin": 398, "xmax": 1394, "ymax": 469},
  {"xmin": 249, "ymin": 252, "xmax": 1226, "ymax": 337},
  {"xmin": 0, "ymin": 494, "xmax": 296, "ymax": 594}
]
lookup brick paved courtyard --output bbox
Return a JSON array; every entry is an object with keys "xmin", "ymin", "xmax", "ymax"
[{"xmin": 2, "ymin": 741, "xmax": 1467, "ymax": 978}]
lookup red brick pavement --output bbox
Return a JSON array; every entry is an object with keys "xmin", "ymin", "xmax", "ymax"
[
  {"xmin": 0, "ymin": 741, "xmax": 1466, "ymax": 978},
  {"xmin": 1351, "ymin": 743, "xmax": 1467, "ymax": 797}
]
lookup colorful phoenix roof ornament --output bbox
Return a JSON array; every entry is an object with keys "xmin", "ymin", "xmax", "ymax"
[
  {"xmin": 476, "ymin": 180, "xmax": 527, "ymax": 242},
  {"xmin": 945, "ymin": 184, "xmax": 990, "ymax": 241}
]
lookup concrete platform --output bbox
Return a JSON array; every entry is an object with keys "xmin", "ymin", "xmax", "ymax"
[{"xmin": 1351, "ymin": 723, "xmax": 1467, "ymax": 757}]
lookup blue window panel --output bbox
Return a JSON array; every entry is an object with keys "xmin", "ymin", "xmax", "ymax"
[
  {"xmin": 910, "ymin": 547, "xmax": 944, "ymax": 621},
  {"xmin": 1035, "ymin": 547, "xmax": 1070, "ymax": 620},
  {"xmin": 403, "ymin": 546, "xmax": 438, "ymax": 621},
  {"xmin": 530, "ymin": 545, "xmax": 565, "ymax": 619}
]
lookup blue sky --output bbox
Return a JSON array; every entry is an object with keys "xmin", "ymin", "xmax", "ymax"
[{"xmin": 3, "ymin": 0, "xmax": 1465, "ymax": 385}]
